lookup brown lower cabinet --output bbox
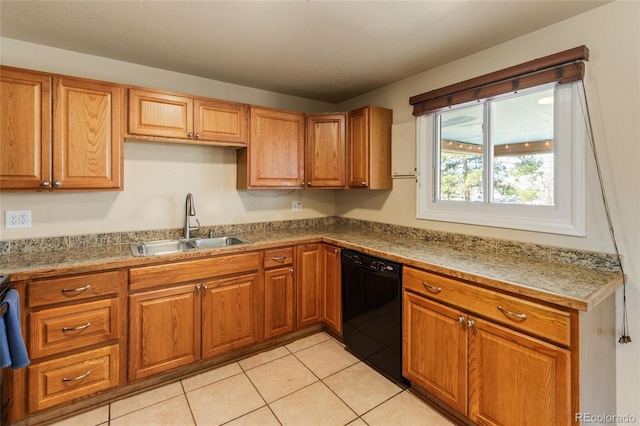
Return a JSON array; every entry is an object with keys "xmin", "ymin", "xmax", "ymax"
[
  {"xmin": 23, "ymin": 270, "xmax": 125, "ymax": 415},
  {"xmin": 321, "ymin": 244, "xmax": 342, "ymax": 335},
  {"xmin": 403, "ymin": 292, "xmax": 571, "ymax": 425},
  {"xmin": 296, "ymin": 244, "xmax": 324, "ymax": 328},
  {"xmin": 127, "ymin": 253, "xmax": 260, "ymax": 381},
  {"xmin": 263, "ymin": 247, "xmax": 295, "ymax": 339},
  {"xmin": 400, "ymin": 265, "xmax": 615, "ymax": 426}
]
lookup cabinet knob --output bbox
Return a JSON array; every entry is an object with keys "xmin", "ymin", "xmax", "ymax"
[
  {"xmin": 196, "ymin": 285, "xmax": 201, "ymax": 291},
  {"xmin": 41, "ymin": 181, "xmax": 50, "ymax": 188},
  {"xmin": 300, "ymin": 182, "xmax": 305, "ymax": 187},
  {"xmin": 467, "ymin": 319, "xmax": 475, "ymax": 328},
  {"xmin": 195, "ymin": 133, "xmax": 200, "ymax": 139},
  {"xmin": 457, "ymin": 316, "xmax": 465, "ymax": 323},
  {"xmin": 289, "ymin": 268, "xmax": 294, "ymax": 274},
  {"xmin": 307, "ymin": 181, "xmax": 311, "ymax": 186},
  {"xmin": 203, "ymin": 285, "xmax": 208, "ymax": 291},
  {"xmin": 361, "ymin": 181, "xmax": 367, "ymax": 186},
  {"xmin": 334, "ymin": 249, "xmax": 340, "ymax": 254},
  {"xmin": 53, "ymin": 181, "xmax": 61, "ymax": 187},
  {"xmin": 188, "ymin": 132, "xmax": 193, "ymax": 138}
]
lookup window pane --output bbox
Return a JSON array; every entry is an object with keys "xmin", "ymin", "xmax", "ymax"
[
  {"xmin": 438, "ymin": 104, "xmax": 484, "ymax": 201},
  {"xmin": 492, "ymin": 89, "xmax": 554, "ymax": 205}
]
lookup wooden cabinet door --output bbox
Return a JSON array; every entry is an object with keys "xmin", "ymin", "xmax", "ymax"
[
  {"xmin": 128, "ymin": 89, "xmax": 193, "ymax": 139},
  {"xmin": 194, "ymin": 99, "xmax": 247, "ymax": 145},
  {"xmin": 348, "ymin": 106, "xmax": 370, "ymax": 188},
  {"xmin": 347, "ymin": 105, "xmax": 392, "ymax": 190},
  {"xmin": 403, "ymin": 292, "xmax": 468, "ymax": 415},
  {"xmin": 306, "ymin": 113, "xmax": 346, "ymax": 188},
  {"xmin": 264, "ymin": 267, "xmax": 294, "ymax": 339},
  {"xmin": 296, "ymin": 244, "xmax": 323, "ymax": 328},
  {"xmin": 128, "ymin": 284, "xmax": 201, "ymax": 381},
  {"xmin": 0, "ymin": 67, "xmax": 52, "ymax": 190},
  {"xmin": 322, "ymin": 244, "xmax": 342, "ymax": 335},
  {"xmin": 246, "ymin": 107, "xmax": 305, "ymax": 188},
  {"xmin": 468, "ymin": 317, "xmax": 571, "ymax": 426},
  {"xmin": 53, "ymin": 77, "xmax": 123, "ymax": 189},
  {"xmin": 201, "ymin": 273, "xmax": 260, "ymax": 359}
]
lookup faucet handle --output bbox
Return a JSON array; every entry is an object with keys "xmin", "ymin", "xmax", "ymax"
[{"xmin": 191, "ymin": 219, "xmax": 201, "ymax": 232}]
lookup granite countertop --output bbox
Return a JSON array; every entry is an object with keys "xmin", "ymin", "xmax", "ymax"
[{"xmin": 0, "ymin": 224, "xmax": 623, "ymax": 312}]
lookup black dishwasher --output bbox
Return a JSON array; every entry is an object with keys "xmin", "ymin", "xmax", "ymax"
[{"xmin": 341, "ymin": 249, "xmax": 407, "ymax": 385}]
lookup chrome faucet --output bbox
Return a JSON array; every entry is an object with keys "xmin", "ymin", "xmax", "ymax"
[{"xmin": 184, "ymin": 193, "xmax": 200, "ymax": 239}]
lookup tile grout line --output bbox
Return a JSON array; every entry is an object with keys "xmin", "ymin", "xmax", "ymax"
[
  {"xmin": 94, "ymin": 332, "xmax": 402, "ymax": 426},
  {"xmin": 179, "ymin": 378, "xmax": 199, "ymax": 426}
]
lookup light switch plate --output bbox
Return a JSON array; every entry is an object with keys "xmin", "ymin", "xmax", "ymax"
[
  {"xmin": 5, "ymin": 210, "xmax": 32, "ymax": 229},
  {"xmin": 292, "ymin": 201, "xmax": 302, "ymax": 212}
]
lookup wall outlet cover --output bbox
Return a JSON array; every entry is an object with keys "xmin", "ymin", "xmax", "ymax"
[
  {"xmin": 292, "ymin": 201, "xmax": 302, "ymax": 212},
  {"xmin": 5, "ymin": 210, "xmax": 32, "ymax": 229}
]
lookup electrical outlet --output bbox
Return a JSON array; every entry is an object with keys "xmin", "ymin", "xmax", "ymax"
[
  {"xmin": 292, "ymin": 201, "xmax": 302, "ymax": 212},
  {"xmin": 5, "ymin": 210, "xmax": 32, "ymax": 229}
]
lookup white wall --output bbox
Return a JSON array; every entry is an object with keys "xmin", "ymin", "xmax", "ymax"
[
  {"xmin": 335, "ymin": 1, "xmax": 640, "ymax": 420},
  {"xmin": 0, "ymin": 38, "xmax": 337, "ymax": 238}
]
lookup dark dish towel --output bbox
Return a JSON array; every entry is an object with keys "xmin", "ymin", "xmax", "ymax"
[{"xmin": 0, "ymin": 289, "xmax": 30, "ymax": 369}]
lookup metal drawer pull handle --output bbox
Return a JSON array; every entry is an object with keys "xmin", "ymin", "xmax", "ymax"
[
  {"xmin": 62, "ymin": 322, "xmax": 91, "ymax": 332},
  {"xmin": 422, "ymin": 282, "xmax": 442, "ymax": 294},
  {"xmin": 272, "ymin": 256, "xmax": 287, "ymax": 263},
  {"xmin": 497, "ymin": 305, "xmax": 527, "ymax": 320},
  {"xmin": 62, "ymin": 371, "xmax": 91, "ymax": 382},
  {"xmin": 61, "ymin": 285, "xmax": 91, "ymax": 293}
]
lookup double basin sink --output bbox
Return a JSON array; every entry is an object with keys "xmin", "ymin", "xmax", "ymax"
[{"xmin": 130, "ymin": 236, "xmax": 250, "ymax": 257}]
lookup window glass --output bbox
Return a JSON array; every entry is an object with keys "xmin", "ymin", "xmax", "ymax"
[
  {"xmin": 435, "ymin": 88, "xmax": 556, "ymax": 206},
  {"xmin": 491, "ymin": 88, "xmax": 554, "ymax": 205},
  {"xmin": 438, "ymin": 104, "xmax": 484, "ymax": 202}
]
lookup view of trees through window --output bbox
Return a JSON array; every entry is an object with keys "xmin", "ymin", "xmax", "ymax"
[{"xmin": 437, "ymin": 87, "xmax": 555, "ymax": 206}]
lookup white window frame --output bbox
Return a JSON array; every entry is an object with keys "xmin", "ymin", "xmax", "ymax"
[{"xmin": 416, "ymin": 82, "xmax": 586, "ymax": 236}]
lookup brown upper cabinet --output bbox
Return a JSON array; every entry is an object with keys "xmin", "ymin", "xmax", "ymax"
[
  {"xmin": 348, "ymin": 105, "xmax": 393, "ymax": 189},
  {"xmin": 237, "ymin": 106, "xmax": 306, "ymax": 189},
  {"xmin": 306, "ymin": 113, "xmax": 347, "ymax": 188},
  {"xmin": 127, "ymin": 88, "xmax": 248, "ymax": 146},
  {"xmin": 0, "ymin": 66, "xmax": 124, "ymax": 191}
]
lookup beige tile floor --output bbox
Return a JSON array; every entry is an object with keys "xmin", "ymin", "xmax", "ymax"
[{"xmin": 50, "ymin": 332, "xmax": 453, "ymax": 426}]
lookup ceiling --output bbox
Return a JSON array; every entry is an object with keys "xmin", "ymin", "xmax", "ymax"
[{"xmin": 0, "ymin": 1, "xmax": 610, "ymax": 103}]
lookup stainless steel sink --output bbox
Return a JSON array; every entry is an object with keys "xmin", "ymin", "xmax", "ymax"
[
  {"xmin": 191, "ymin": 236, "xmax": 249, "ymax": 249},
  {"xmin": 130, "ymin": 239, "xmax": 196, "ymax": 257},
  {"xmin": 130, "ymin": 236, "xmax": 250, "ymax": 257}
]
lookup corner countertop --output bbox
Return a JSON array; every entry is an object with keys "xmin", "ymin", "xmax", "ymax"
[{"xmin": 0, "ymin": 224, "xmax": 623, "ymax": 312}]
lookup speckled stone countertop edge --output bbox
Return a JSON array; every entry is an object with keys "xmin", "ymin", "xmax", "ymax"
[{"xmin": 0, "ymin": 223, "xmax": 623, "ymax": 312}]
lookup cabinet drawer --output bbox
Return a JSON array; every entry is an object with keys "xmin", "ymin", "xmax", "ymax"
[
  {"xmin": 28, "ymin": 344, "xmax": 119, "ymax": 412},
  {"xmin": 29, "ymin": 271, "xmax": 120, "ymax": 307},
  {"xmin": 264, "ymin": 247, "xmax": 294, "ymax": 268},
  {"xmin": 403, "ymin": 267, "xmax": 571, "ymax": 346},
  {"xmin": 129, "ymin": 252, "xmax": 260, "ymax": 292},
  {"xmin": 29, "ymin": 298, "xmax": 119, "ymax": 359}
]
